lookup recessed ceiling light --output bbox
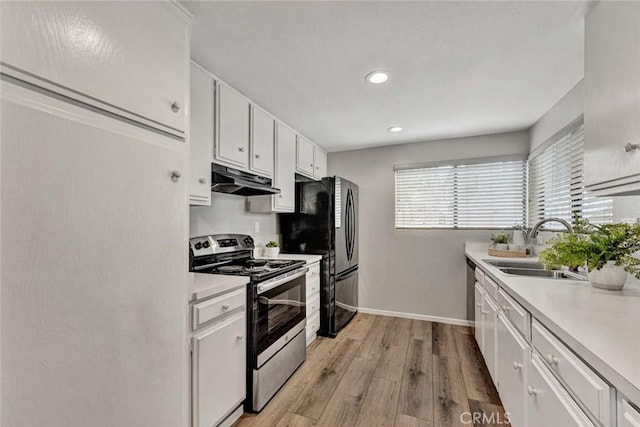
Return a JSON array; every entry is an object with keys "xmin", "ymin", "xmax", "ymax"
[
  {"xmin": 365, "ymin": 71, "xmax": 390, "ymax": 84},
  {"xmin": 387, "ymin": 126, "xmax": 403, "ymax": 133}
]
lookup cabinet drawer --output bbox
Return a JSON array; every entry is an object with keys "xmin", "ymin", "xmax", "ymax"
[
  {"xmin": 475, "ymin": 267, "xmax": 485, "ymax": 285},
  {"xmin": 307, "ymin": 261, "xmax": 321, "ymax": 277},
  {"xmin": 498, "ymin": 289, "xmax": 530, "ymax": 340},
  {"xmin": 307, "ymin": 294, "xmax": 321, "ymax": 317},
  {"xmin": 619, "ymin": 396, "xmax": 640, "ymax": 427},
  {"xmin": 531, "ymin": 320, "xmax": 612, "ymax": 425},
  {"xmin": 192, "ymin": 288, "xmax": 245, "ymax": 330},
  {"xmin": 483, "ymin": 276, "xmax": 498, "ymax": 300},
  {"xmin": 306, "ymin": 275, "xmax": 320, "ymax": 300},
  {"xmin": 306, "ymin": 311, "xmax": 320, "ymax": 346}
]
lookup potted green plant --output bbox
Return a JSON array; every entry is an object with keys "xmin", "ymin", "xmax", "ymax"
[
  {"xmin": 264, "ymin": 240, "xmax": 280, "ymax": 258},
  {"xmin": 490, "ymin": 232, "xmax": 510, "ymax": 250},
  {"xmin": 539, "ymin": 221, "xmax": 640, "ymax": 290}
]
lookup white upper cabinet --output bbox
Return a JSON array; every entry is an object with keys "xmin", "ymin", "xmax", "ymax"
[
  {"xmin": 274, "ymin": 123, "xmax": 297, "ymax": 211},
  {"xmin": 0, "ymin": 1, "xmax": 190, "ymax": 137},
  {"xmin": 250, "ymin": 105, "xmax": 275, "ymax": 178},
  {"xmin": 214, "ymin": 81, "xmax": 250, "ymax": 169},
  {"xmin": 189, "ymin": 62, "xmax": 214, "ymax": 205},
  {"xmin": 296, "ymin": 135, "xmax": 315, "ymax": 177},
  {"xmin": 584, "ymin": 1, "xmax": 640, "ymax": 195},
  {"xmin": 314, "ymin": 145, "xmax": 327, "ymax": 179}
]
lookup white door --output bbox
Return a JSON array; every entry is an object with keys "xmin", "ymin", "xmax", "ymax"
[
  {"xmin": 0, "ymin": 1, "xmax": 189, "ymax": 136},
  {"xmin": 189, "ymin": 62, "xmax": 214, "ymax": 205},
  {"xmin": 528, "ymin": 355, "xmax": 595, "ymax": 427},
  {"xmin": 274, "ymin": 122, "xmax": 296, "ymax": 211},
  {"xmin": 1, "ymin": 82, "xmax": 187, "ymax": 427},
  {"xmin": 250, "ymin": 105, "xmax": 275, "ymax": 178},
  {"xmin": 192, "ymin": 312, "xmax": 246, "ymax": 427},
  {"xmin": 483, "ymin": 294, "xmax": 499, "ymax": 382},
  {"xmin": 474, "ymin": 282, "xmax": 485, "ymax": 353},
  {"xmin": 313, "ymin": 146, "xmax": 327, "ymax": 179},
  {"xmin": 296, "ymin": 135, "xmax": 315, "ymax": 176},
  {"xmin": 215, "ymin": 81, "xmax": 250, "ymax": 169},
  {"xmin": 497, "ymin": 313, "xmax": 530, "ymax": 427}
]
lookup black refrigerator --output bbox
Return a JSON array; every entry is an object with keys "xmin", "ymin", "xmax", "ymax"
[{"xmin": 279, "ymin": 177, "xmax": 359, "ymax": 337}]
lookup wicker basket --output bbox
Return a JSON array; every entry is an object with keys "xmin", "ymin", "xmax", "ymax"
[{"xmin": 487, "ymin": 246, "xmax": 529, "ymax": 258}]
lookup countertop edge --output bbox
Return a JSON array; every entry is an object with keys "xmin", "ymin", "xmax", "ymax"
[
  {"xmin": 465, "ymin": 247, "xmax": 640, "ymax": 405},
  {"xmin": 189, "ymin": 273, "xmax": 250, "ymax": 302}
]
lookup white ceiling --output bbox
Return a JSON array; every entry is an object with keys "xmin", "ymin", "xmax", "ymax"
[{"xmin": 183, "ymin": 1, "xmax": 588, "ymax": 153}]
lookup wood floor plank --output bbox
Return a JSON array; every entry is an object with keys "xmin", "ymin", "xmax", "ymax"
[
  {"xmin": 411, "ymin": 320, "xmax": 433, "ymax": 341},
  {"xmin": 453, "ymin": 327, "xmax": 501, "ymax": 405},
  {"xmin": 290, "ymin": 338, "xmax": 360, "ymax": 420},
  {"xmin": 355, "ymin": 377, "xmax": 400, "ymax": 427},
  {"xmin": 433, "ymin": 354, "xmax": 471, "ymax": 427},
  {"xmin": 467, "ymin": 400, "xmax": 511, "ymax": 427},
  {"xmin": 315, "ymin": 357, "xmax": 378, "ymax": 426},
  {"xmin": 397, "ymin": 338, "xmax": 434, "ymax": 422},
  {"xmin": 341, "ymin": 313, "xmax": 376, "ymax": 341},
  {"xmin": 384, "ymin": 317, "xmax": 413, "ymax": 348},
  {"xmin": 432, "ymin": 323, "xmax": 456, "ymax": 356},
  {"xmin": 275, "ymin": 413, "xmax": 316, "ymax": 427},
  {"xmin": 358, "ymin": 315, "xmax": 392, "ymax": 360},
  {"xmin": 233, "ymin": 385, "xmax": 304, "ymax": 427},
  {"xmin": 374, "ymin": 341, "xmax": 408, "ymax": 381},
  {"xmin": 395, "ymin": 414, "xmax": 434, "ymax": 427}
]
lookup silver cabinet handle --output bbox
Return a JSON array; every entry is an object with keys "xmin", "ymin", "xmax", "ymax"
[
  {"xmin": 310, "ymin": 163, "xmax": 313, "ymax": 167},
  {"xmin": 481, "ymin": 310, "xmax": 489, "ymax": 315},
  {"xmin": 255, "ymin": 154, "xmax": 260, "ymax": 159},
  {"xmin": 171, "ymin": 171, "xmax": 182, "ymax": 183},
  {"xmin": 311, "ymin": 287, "xmax": 317, "ymax": 292},
  {"xmin": 236, "ymin": 334, "xmax": 243, "ymax": 340},
  {"xmin": 476, "ymin": 303, "xmax": 482, "ymax": 307},
  {"xmin": 624, "ymin": 142, "xmax": 639, "ymax": 152},
  {"xmin": 171, "ymin": 101, "xmax": 181, "ymax": 113},
  {"xmin": 222, "ymin": 304, "xmax": 230, "ymax": 311},
  {"xmin": 278, "ymin": 194, "xmax": 283, "ymax": 198},
  {"xmin": 199, "ymin": 178, "xmax": 207, "ymax": 184},
  {"xmin": 238, "ymin": 147, "xmax": 245, "ymax": 152},
  {"xmin": 513, "ymin": 361, "xmax": 523, "ymax": 370},
  {"xmin": 501, "ymin": 304, "xmax": 511, "ymax": 313},
  {"xmin": 527, "ymin": 386, "xmax": 538, "ymax": 396},
  {"xmin": 545, "ymin": 354, "xmax": 559, "ymax": 366}
]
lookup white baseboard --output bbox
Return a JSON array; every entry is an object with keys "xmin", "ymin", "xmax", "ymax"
[{"xmin": 358, "ymin": 307, "xmax": 474, "ymax": 327}]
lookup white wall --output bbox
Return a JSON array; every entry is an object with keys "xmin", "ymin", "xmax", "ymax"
[
  {"xmin": 328, "ymin": 131, "xmax": 530, "ymax": 322},
  {"xmin": 190, "ymin": 193, "xmax": 279, "ymax": 250},
  {"xmin": 529, "ymin": 80, "xmax": 584, "ymax": 152}
]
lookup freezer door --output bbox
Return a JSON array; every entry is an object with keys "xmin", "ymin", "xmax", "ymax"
[{"xmin": 334, "ymin": 267, "xmax": 358, "ymax": 333}]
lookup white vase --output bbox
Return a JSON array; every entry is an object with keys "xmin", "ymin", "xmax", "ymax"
[
  {"xmin": 587, "ymin": 261, "xmax": 628, "ymax": 290},
  {"xmin": 264, "ymin": 247, "xmax": 280, "ymax": 258}
]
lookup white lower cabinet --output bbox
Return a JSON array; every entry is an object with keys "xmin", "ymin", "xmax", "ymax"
[
  {"xmin": 474, "ymin": 282, "xmax": 485, "ymax": 353},
  {"xmin": 497, "ymin": 313, "xmax": 530, "ymax": 427},
  {"xmin": 619, "ymin": 395, "xmax": 640, "ymax": 427},
  {"xmin": 483, "ymin": 292, "xmax": 499, "ymax": 382},
  {"xmin": 192, "ymin": 310, "xmax": 246, "ymax": 427},
  {"xmin": 528, "ymin": 355, "xmax": 595, "ymax": 427},
  {"xmin": 306, "ymin": 260, "xmax": 321, "ymax": 346}
]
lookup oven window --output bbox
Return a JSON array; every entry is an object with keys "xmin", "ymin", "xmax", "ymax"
[{"xmin": 257, "ymin": 274, "xmax": 306, "ymax": 355}]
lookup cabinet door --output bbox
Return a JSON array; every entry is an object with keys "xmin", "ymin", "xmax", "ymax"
[
  {"xmin": 2, "ymin": 83, "xmax": 187, "ymax": 427},
  {"xmin": 584, "ymin": 2, "xmax": 640, "ymax": 194},
  {"xmin": 250, "ymin": 105, "xmax": 275, "ymax": 178},
  {"xmin": 528, "ymin": 356, "xmax": 595, "ymax": 427},
  {"xmin": 619, "ymin": 396, "xmax": 640, "ymax": 427},
  {"xmin": 274, "ymin": 123, "xmax": 296, "ymax": 211},
  {"xmin": 214, "ymin": 81, "xmax": 250, "ymax": 169},
  {"xmin": 497, "ymin": 313, "xmax": 530, "ymax": 427},
  {"xmin": 314, "ymin": 146, "xmax": 327, "ymax": 179},
  {"xmin": 192, "ymin": 312, "xmax": 246, "ymax": 427},
  {"xmin": 189, "ymin": 63, "xmax": 213, "ymax": 205},
  {"xmin": 483, "ymin": 294, "xmax": 499, "ymax": 382},
  {"xmin": 0, "ymin": 1, "xmax": 189, "ymax": 136},
  {"xmin": 474, "ymin": 283, "xmax": 485, "ymax": 353},
  {"xmin": 296, "ymin": 135, "xmax": 315, "ymax": 177}
]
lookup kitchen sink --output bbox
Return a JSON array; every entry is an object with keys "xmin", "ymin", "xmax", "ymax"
[{"xmin": 482, "ymin": 260, "xmax": 588, "ymax": 281}]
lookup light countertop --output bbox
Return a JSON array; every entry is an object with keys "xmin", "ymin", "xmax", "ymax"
[
  {"xmin": 256, "ymin": 253, "xmax": 323, "ymax": 264},
  {"xmin": 465, "ymin": 242, "xmax": 640, "ymax": 404},
  {"xmin": 189, "ymin": 273, "xmax": 249, "ymax": 302}
]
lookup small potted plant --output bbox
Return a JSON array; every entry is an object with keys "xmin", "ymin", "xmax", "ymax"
[
  {"xmin": 264, "ymin": 241, "xmax": 280, "ymax": 258},
  {"xmin": 539, "ymin": 221, "xmax": 640, "ymax": 290},
  {"xmin": 490, "ymin": 232, "xmax": 510, "ymax": 250}
]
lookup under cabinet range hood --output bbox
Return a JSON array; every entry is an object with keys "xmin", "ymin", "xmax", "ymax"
[{"xmin": 211, "ymin": 164, "xmax": 281, "ymax": 196}]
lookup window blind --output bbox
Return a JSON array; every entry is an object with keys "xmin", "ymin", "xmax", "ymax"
[
  {"xmin": 528, "ymin": 124, "xmax": 612, "ymax": 227},
  {"xmin": 395, "ymin": 160, "xmax": 527, "ymax": 229}
]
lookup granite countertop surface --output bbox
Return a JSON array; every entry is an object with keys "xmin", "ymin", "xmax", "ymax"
[{"xmin": 465, "ymin": 242, "xmax": 640, "ymax": 404}]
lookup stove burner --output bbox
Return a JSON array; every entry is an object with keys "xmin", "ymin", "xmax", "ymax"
[
  {"xmin": 246, "ymin": 259, "xmax": 268, "ymax": 267},
  {"xmin": 218, "ymin": 265, "xmax": 244, "ymax": 273}
]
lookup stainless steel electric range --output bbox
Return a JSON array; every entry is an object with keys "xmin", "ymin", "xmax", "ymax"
[{"xmin": 189, "ymin": 234, "xmax": 308, "ymax": 412}]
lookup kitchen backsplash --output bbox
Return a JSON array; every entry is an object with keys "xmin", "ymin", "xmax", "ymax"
[{"xmin": 190, "ymin": 193, "xmax": 280, "ymax": 251}]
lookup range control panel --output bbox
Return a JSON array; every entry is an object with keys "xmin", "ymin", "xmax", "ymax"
[{"xmin": 189, "ymin": 234, "xmax": 255, "ymax": 257}]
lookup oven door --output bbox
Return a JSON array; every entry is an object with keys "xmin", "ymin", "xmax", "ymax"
[{"xmin": 255, "ymin": 268, "xmax": 307, "ymax": 366}]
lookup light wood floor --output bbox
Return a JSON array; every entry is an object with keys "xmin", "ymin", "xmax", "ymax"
[{"xmin": 234, "ymin": 314, "xmax": 507, "ymax": 427}]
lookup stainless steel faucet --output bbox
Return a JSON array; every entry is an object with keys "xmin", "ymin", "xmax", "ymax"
[{"xmin": 528, "ymin": 218, "xmax": 573, "ymax": 239}]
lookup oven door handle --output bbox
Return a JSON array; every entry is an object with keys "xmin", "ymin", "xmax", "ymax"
[{"xmin": 257, "ymin": 268, "xmax": 309, "ymax": 295}]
